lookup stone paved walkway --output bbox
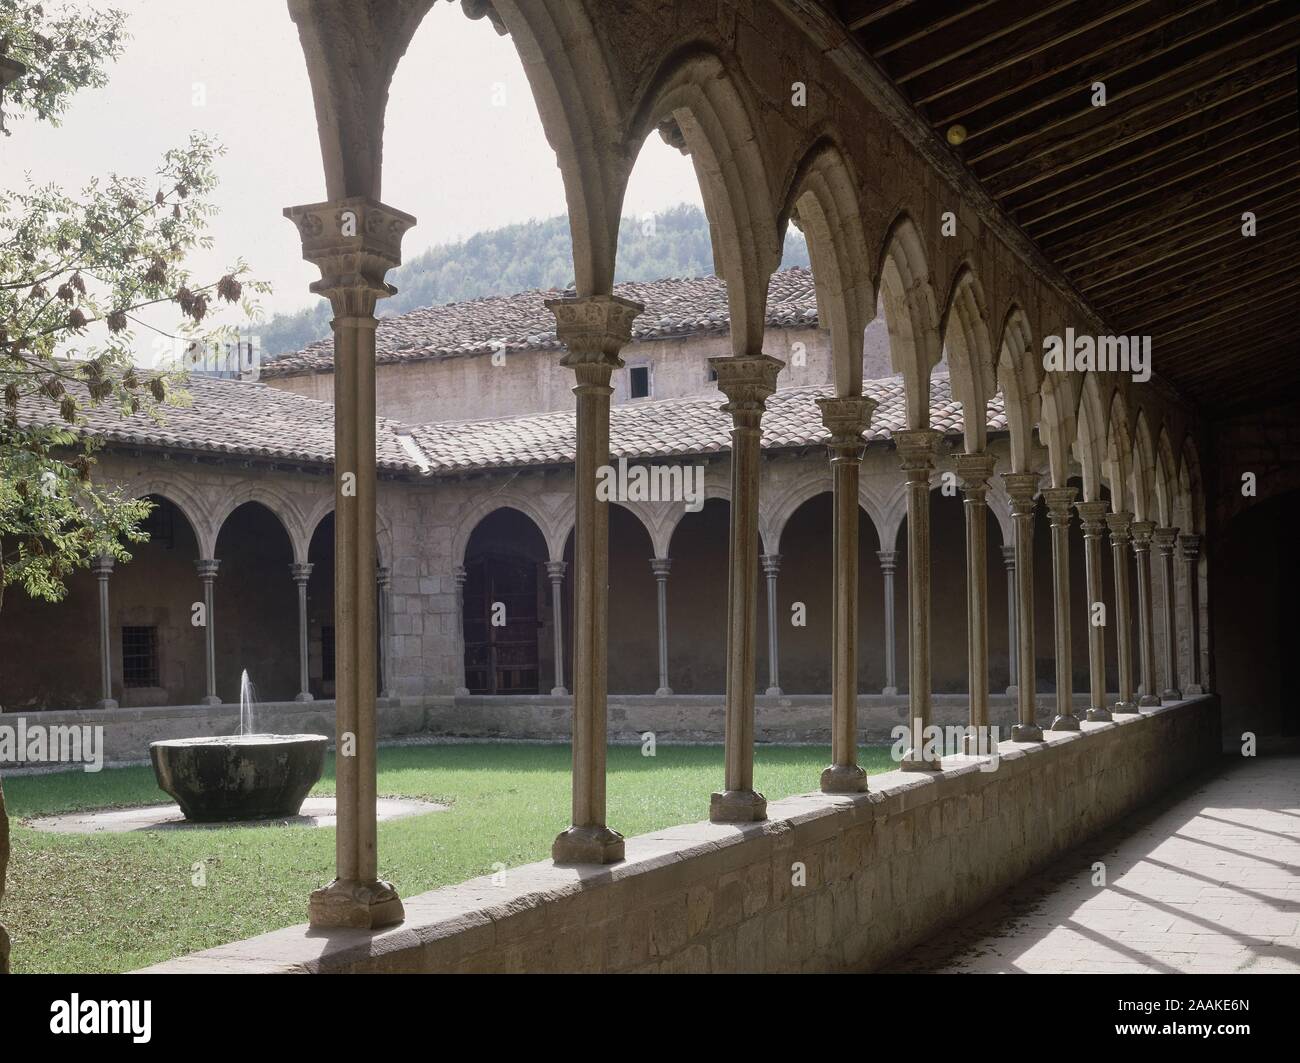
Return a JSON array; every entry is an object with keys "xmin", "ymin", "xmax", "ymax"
[{"xmin": 890, "ymin": 755, "xmax": 1299, "ymax": 973}]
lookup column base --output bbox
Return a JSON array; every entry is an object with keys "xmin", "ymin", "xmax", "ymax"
[
  {"xmin": 1161, "ymin": 688, "xmax": 1182, "ymax": 701},
  {"xmin": 1011, "ymin": 723, "xmax": 1045, "ymax": 743},
  {"xmin": 308, "ymin": 877, "xmax": 404, "ymax": 930},
  {"xmin": 654, "ymin": 686, "xmax": 674, "ymax": 697},
  {"xmin": 820, "ymin": 763, "xmax": 868, "ymax": 793},
  {"xmin": 1112, "ymin": 700, "xmax": 1142, "ymax": 714},
  {"xmin": 881, "ymin": 686, "xmax": 899, "ymax": 697},
  {"xmin": 764, "ymin": 686, "xmax": 783, "ymax": 697},
  {"xmin": 1050, "ymin": 714, "xmax": 1081, "ymax": 732},
  {"xmin": 200, "ymin": 695, "xmax": 221, "ymax": 706},
  {"xmin": 550, "ymin": 686, "xmax": 568, "ymax": 697},
  {"xmin": 1005, "ymin": 685, "xmax": 1018, "ymax": 698},
  {"xmin": 294, "ymin": 692, "xmax": 314, "ymax": 703},
  {"xmin": 551, "ymin": 825, "xmax": 625, "ymax": 864},
  {"xmin": 899, "ymin": 750, "xmax": 942, "ymax": 772},
  {"xmin": 709, "ymin": 789, "xmax": 767, "ymax": 823},
  {"xmin": 963, "ymin": 728, "xmax": 1000, "ymax": 756},
  {"xmin": 454, "ymin": 687, "xmax": 471, "ymax": 697},
  {"xmin": 1185, "ymin": 683, "xmax": 1205, "ymax": 696},
  {"xmin": 95, "ymin": 698, "xmax": 118, "ymax": 710},
  {"xmin": 1138, "ymin": 694, "xmax": 1161, "ymax": 707},
  {"xmin": 1085, "ymin": 707, "xmax": 1113, "ymax": 722}
]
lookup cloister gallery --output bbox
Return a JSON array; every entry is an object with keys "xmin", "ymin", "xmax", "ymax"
[{"xmin": 1, "ymin": 0, "xmax": 1296, "ymax": 976}]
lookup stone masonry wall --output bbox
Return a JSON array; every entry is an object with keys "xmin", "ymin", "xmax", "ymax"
[{"xmin": 141, "ymin": 696, "xmax": 1220, "ymax": 974}]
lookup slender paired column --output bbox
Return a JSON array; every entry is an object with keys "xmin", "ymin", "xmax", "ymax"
[
  {"xmin": 896, "ymin": 428, "xmax": 943, "ymax": 770},
  {"xmin": 92, "ymin": 556, "xmax": 118, "ymax": 710},
  {"xmin": 1075, "ymin": 502, "xmax": 1110, "ymax": 722},
  {"xmin": 1043, "ymin": 487, "xmax": 1080, "ymax": 731},
  {"xmin": 708, "ymin": 353, "xmax": 783, "ymax": 823},
  {"xmin": 817, "ymin": 395, "xmax": 878, "ymax": 793},
  {"xmin": 1106, "ymin": 512, "xmax": 1139, "ymax": 713},
  {"xmin": 955, "ymin": 454, "xmax": 997, "ymax": 750},
  {"xmin": 194, "ymin": 559, "xmax": 221, "ymax": 706},
  {"xmin": 878, "ymin": 551, "xmax": 899, "ymax": 695},
  {"xmin": 452, "ymin": 566, "xmax": 470, "ymax": 697},
  {"xmin": 376, "ymin": 565, "xmax": 391, "ymax": 700},
  {"xmin": 545, "ymin": 560, "xmax": 568, "ymax": 696},
  {"xmin": 545, "ymin": 293, "xmax": 643, "ymax": 861},
  {"xmin": 760, "ymin": 554, "xmax": 783, "ymax": 697},
  {"xmin": 1153, "ymin": 527, "xmax": 1182, "ymax": 700},
  {"xmin": 1179, "ymin": 534, "xmax": 1204, "ymax": 695},
  {"xmin": 650, "ymin": 558, "xmax": 673, "ymax": 696},
  {"xmin": 286, "ymin": 196, "xmax": 414, "ymax": 928},
  {"xmin": 1001, "ymin": 543, "xmax": 1018, "ymax": 696},
  {"xmin": 290, "ymin": 562, "xmax": 314, "ymax": 702},
  {"xmin": 1130, "ymin": 521, "xmax": 1161, "ymax": 708},
  {"xmin": 1003, "ymin": 473, "xmax": 1043, "ymax": 741}
]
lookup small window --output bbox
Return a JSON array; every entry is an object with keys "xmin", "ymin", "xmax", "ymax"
[
  {"xmin": 322, "ymin": 625, "xmax": 336, "ymax": 683},
  {"xmin": 707, "ymin": 365, "xmax": 718, "ymax": 383},
  {"xmin": 629, "ymin": 364, "xmax": 651, "ymax": 399},
  {"xmin": 121, "ymin": 626, "xmax": 159, "ymax": 687}
]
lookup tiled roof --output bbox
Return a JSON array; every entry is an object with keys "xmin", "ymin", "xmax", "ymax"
[
  {"xmin": 410, "ymin": 375, "xmax": 1007, "ymax": 474},
  {"xmin": 262, "ymin": 267, "xmax": 820, "ymax": 379},
  {"xmin": 16, "ymin": 374, "xmax": 419, "ymax": 471}
]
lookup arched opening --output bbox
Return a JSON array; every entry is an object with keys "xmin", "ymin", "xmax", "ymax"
[
  {"xmin": 771, "ymin": 493, "xmax": 883, "ymax": 693},
  {"xmin": 665, "ymin": 498, "xmax": 730, "ymax": 693},
  {"xmin": 895, "ymin": 486, "xmax": 968, "ymax": 693},
  {"xmin": 462, "ymin": 507, "xmax": 549, "ymax": 695},
  {"xmin": 607, "ymin": 505, "xmax": 658, "ymax": 694},
  {"xmin": 213, "ymin": 501, "xmax": 296, "ymax": 704}
]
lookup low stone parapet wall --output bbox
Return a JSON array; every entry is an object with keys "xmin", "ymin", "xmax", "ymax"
[
  {"xmin": 139, "ymin": 695, "xmax": 1221, "ymax": 974},
  {"xmin": 3, "ymin": 692, "xmax": 1103, "ymax": 767}
]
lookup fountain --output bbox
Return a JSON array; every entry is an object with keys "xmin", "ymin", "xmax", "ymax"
[{"xmin": 150, "ymin": 671, "xmax": 329, "ymax": 822}]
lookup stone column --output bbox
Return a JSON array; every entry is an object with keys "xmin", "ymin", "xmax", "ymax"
[
  {"xmin": 817, "ymin": 395, "xmax": 877, "ymax": 793},
  {"xmin": 708, "ymin": 353, "xmax": 783, "ymax": 823},
  {"xmin": 878, "ymin": 551, "xmax": 900, "ymax": 695},
  {"xmin": 1106, "ymin": 512, "xmax": 1139, "ymax": 713},
  {"xmin": 452, "ymin": 565, "xmax": 470, "ymax": 697},
  {"xmin": 1153, "ymin": 526, "xmax": 1182, "ymax": 700},
  {"xmin": 546, "ymin": 293, "xmax": 643, "ymax": 861},
  {"xmin": 1001, "ymin": 543, "xmax": 1018, "ymax": 697},
  {"xmin": 760, "ymin": 554, "xmax": 783, "ymax": 697},
  {"xmin": 650, "ymin": 558, "xmax": 673, "ymax": 696},
  {"xmin": 896, "ymin": 428, "xmax": 944, "ymax": 770},
  {"xmin": 1003, "ymin": 473, "xmax": 1043, "ymax": 741},
  {"xmin": 1130, "ymin": 520, "xmax": 1161, "ymax": 708},
  {"xmin": 1043, "ymin": 486, "xmax": 1080, "ymax": 732},
  {"xmin": 1179, "ymin": 534, "xmax": 1204, "ymax": 695},
  {"xmin": 1075, "ymin": 502, "xmax": 1110, "ymax": 722},
  {"xmin": 92, "ymin": 555, "xmax": 118, "ymax": 710},
  {"xmin": 291, "ymin": 562, "xmax": 314, "ymax": 702},
  {"xmin": 194, "ymin": 559, "xmax": 221, "ymax": 706},
  {"xmin": 286, "ymin": 196, "xmax": 414, "ymax": 929},
  {"xmin": 376, "ymin": 565, "xmax": 391, "ymax": 700},
  {"xmin": 545, "ymin": 560, "xmax": 568, "ymax": 696},
  {"xmin": 955, "ymin": 453, "xmax": 997, "ymax": 751}
]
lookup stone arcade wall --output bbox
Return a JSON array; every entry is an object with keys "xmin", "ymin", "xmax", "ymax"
[{"xmin": 140, "ymin": 696, "xmax": 1220, "ymax": 974}]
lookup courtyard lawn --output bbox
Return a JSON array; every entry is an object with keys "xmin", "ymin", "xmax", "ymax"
[{"xmin": 1, "ymin": 741, "xmax": 896, "ymax": 973}]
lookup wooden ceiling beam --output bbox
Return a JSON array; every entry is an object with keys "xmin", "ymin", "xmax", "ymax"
[
  {"xmin": 867, "ymin": 0, "xmax": 1002, "ymax": 56},
  {"xmin": 1122, "ymin": 256, "xmax": 1300, "ymax": 332},
  {"xmin": 1155, "ymin": 275, "xmax": 1300, "ymax": 344}
]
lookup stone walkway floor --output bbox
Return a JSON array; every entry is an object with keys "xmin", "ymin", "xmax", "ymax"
[{"xmin": 889, "ymin": 755, "xmax": 1299, "ymax": 973}]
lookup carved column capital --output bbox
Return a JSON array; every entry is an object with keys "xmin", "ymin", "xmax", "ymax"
[
  {"xmin": 284, "ymin": 196, "xmax": 416, "ymax": 316},
  {"xmin": 954, "ymin": 451, "xmax": 998, "ymax": 495},
  {"xmin": 1000, "ymin": 543, "xmax": 1017, "ymax": 566},
  {"xmin": 710, "ymin": 354, "xmax": 783, "ymax": 428},
  {"xmin": 1178, "ymin": 534, "xmax": 1202, "ymax": 563},
  {"xmin": 1152, "ymin": 526, "xmax": 1179, "ymax": 554},
  {"xmin": 290, "ymin": 562, "xmax": 315, "ymax": 584},
  {"xmin": 1074, "ymin": 500, "xmax": 1109, "ymax": 535},
  {"xmin": 1130, "ymin": 520, "xmax": 1156, "ymax": 548},
  {"xmin": 1002, "ymin": 471, "xmax": 1040, "ymax": 513},
  {"xmin": 650, "ymin": 557, "xmax": 672, "ymax": 579},
  {"xmin": 1042, "ymin": 485, "xmax": 1078, "ymax": 527},
  {"xmin": 452, "ymin": 565, "xmax": 467, "ymax": 589},
  {"xmin": 91, "ymin": 555, "xmax": 115, "ymax": 579},
  {"xmin": 760, "ymin": 553, "xmax": 782, "ymax": 578},
  {"xmin": 194, "ymin": 558, "xmax": 220, "ymax": 581},
  {"xmin": 876, "ymin": 550, "xmax": 898, "ymax": 573},
  {"xmin": 894, "ymin": 427, "xmax": 943, "ymax": 483},
  {"xmin": 816, "ymin": 395, "xmax": 878, "ymax": 460},
  {"xmin": 544, "ymin": 560, "xmax": 568, "ymax": 582},
  {"xmin": 375, "ymin": 564, "xmax": 390, "ymax": 589},
  {"xmin": 545, "ymin": 293, "xmax": 644, "ymax": 382},
  {"xmin": 1106, "ymin": 510, "xmax": 1134, "ymax": 543}
]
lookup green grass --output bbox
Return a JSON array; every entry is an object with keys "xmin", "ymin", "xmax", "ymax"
[{"xmin": 1, "ymin": 742, "xmax": 895, "ymax": 973}]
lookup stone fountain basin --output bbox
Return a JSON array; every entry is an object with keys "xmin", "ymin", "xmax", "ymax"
[{"xmin": 150, "ymin": 734, "xmax": 329, "ymax": 822}]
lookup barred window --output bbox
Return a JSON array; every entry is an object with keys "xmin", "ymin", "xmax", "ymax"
[{"xmin": 121, "ymin": 626, "xmax": 159, "ymax": 687}]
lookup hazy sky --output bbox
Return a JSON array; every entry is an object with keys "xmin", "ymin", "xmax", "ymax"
[{"xmin": 2, "ymin": 0, "xmax": 703, "ymax": 329}]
